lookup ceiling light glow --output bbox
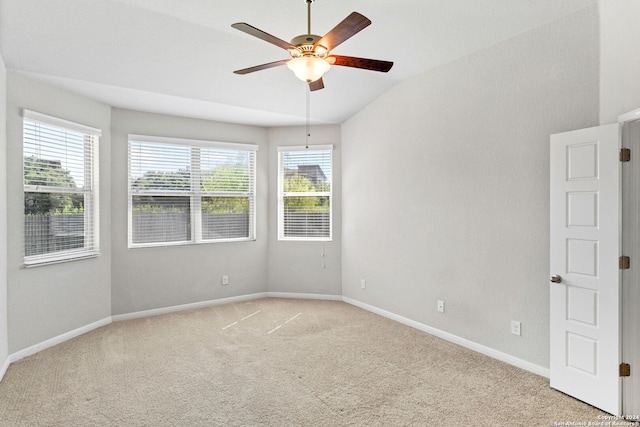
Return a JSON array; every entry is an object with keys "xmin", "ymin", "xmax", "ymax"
[{"xmin": 287, "ymin": 57, "xmax": 330, "ymax": 82}]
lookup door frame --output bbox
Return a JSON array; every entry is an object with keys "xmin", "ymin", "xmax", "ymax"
[{"xmin": 619, "ymin": 107, "xmax": 640, "ymax": 417}]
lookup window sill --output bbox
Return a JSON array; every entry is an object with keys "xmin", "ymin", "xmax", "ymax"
[
  {"xmin": 278, "ymin": 237, "xmax": 332, "ymax": 242},
  {"xmin": 128, "ymin": 237, "xmax": 257, "ymax": 249},
  {"xmin": 24, "ymin": 251, "xmax": 100, "ymax": 268}
]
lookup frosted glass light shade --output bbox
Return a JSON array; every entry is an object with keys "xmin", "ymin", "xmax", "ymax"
[{"xmin": 287, "ymin": 57, "xmax": 330, "ymax": 82}]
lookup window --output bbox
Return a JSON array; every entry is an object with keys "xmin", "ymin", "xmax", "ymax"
[
  {"xmin": 278, "ymin": 145, "xmax": 332, "ymax": 240},
  {"xmin": 22, "ymin": 110, "xmax": 100, "ymax": 265},
  {"xmin": 128, "ymin": 135, "xmax": 257, "ymax": 247}
]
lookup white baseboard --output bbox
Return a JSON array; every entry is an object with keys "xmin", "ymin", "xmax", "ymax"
[
  {"xmin": 266, "ymin": 292, "xmax": 342, "ymax": 301},
  {"xmin": 2, "ymin": 293, "xmax": 548, "ymax": 387},
  {"xmin": 111, "ymin": 292, "xmax": 269, "ymax": 322},
  {"xmin": 111, "ymin": 292, "xmax": 342, "ymax": 322},
  {"xmin": 3, "ymin": 292, "xmax": 273, "ymax": 380},
  {"xmin": 8, "ymin": 317, "xmax": 112, "ymax": 364},
  {"xmin": 0, "ymin": 355, "xmax": 9, "ymax": 382},
  {"xmin": 342, "ymin": 296, "xmax": 550, "ymax": 379}
]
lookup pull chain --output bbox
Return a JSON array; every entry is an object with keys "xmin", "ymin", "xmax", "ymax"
[
  {"xmin": 305, "ymin": 83, "xmax": 310, "ymax": 149},
  {"xmin": 305, "ymin": 0, "xmax": 313, "ymax": 149}
]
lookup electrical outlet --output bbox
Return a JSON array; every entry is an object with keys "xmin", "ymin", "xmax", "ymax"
[
  {"xmin": 360, "ymin": 279, "xmax": 366, "ymax": 289},
  {"xmin": 437, "ymin": 300, "xmax": 445, "ymax": 313},
  {"xmin": 222, "ymin": 275, "xmax": 229, "ymax": 285},
  {"xmin": 511, "ymin": 320, "xmax": 521, "ymax": 336}
]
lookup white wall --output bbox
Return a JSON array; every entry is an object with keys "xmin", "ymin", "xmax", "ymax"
[
  {"xmin": 5, "ymin": 72, "xmax": 112, "ymax": 353},
  {"xmin": 0, "ymin": 54, "xmax": 9, "ymax": 376},
  {"xmin": 341, "ymin": 6, "xmax": 600, "ymax": 369},
  {"xmin": 600, "ymin": 0, "xmax": 640, "ymax": 415},
  {"xmin": 110, "ymin": 108, "xmax": 270, "ymax": 316},
  {"xmin": 599, "ymin": 0, "xmax": 640, "ymax": 123},
  {"xmin": 267, "ymin": 126, "xmax": 342, "ymax": 296},
  {"xmin": 2, "ymin": 0, "xmax": 627, "ymax": 371}
]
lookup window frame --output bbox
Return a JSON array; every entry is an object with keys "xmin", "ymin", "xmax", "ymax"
[
  {"xmin": 277, "ymin": 144, "xmax": 333, "ymax": 242},
  {"xmin": 127, "ymin": 134, "xmax": 258, "ymax": 248},
  {"xmin": 22, "ymin": 109, "xmax": 101, "ymax": 266}
]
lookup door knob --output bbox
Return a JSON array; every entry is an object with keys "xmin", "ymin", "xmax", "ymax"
[{"xmin": 550, "ymin": 275, "xmax": 562, "ymax": 283}]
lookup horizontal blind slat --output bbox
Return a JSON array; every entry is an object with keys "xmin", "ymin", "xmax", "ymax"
[
  {"xmin": 23, "ymin": 113, "xmax": 100, "ymax": 264},
  {"xmin": 129, "ymin": 137, "xmax": 256, "ymax": 246},
  {"xmin": 278, "ymin": 147, "xmax": 332, "ymax": 239}
]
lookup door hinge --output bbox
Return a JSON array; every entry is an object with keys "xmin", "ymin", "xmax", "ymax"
[
  {"xmin": 620, "ymin": 363, "xmax": 631, "ymax": 377},
  {"xmin": 620, "ymin": 148, "xmax": 631, "ymax": 162},
  {"xmin": 620, "ymin": 256, "xmax": 631, "ymax": 270}
]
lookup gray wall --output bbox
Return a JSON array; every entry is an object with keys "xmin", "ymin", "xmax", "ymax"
[
  {"xmin": 4, "ymin": 0, "xmax": 640, "ymax": 372},
  {"xmin": 340, "ymin": 6, "xmax": 600, "ymax": 369},
  {"xmin": 0, "ymin": 54, "xmax": 8, "ymax": 371},
  {"xmin": 110, "ymin": 108, "xmax": 269, "ymax": 316},
  {"xmin": 267, "ymin": 126, "xmax": 342, "ymax": 296},
  {"xmin": 599, "ymin": 0, "xmax": 640, "ymax": 413},
  {"xmin": 6, "ymin": 72, "xmax": 112, "ymax": 353},
  {"xmin": 599, "ymin": 0, "xmax": 640, "ymax": 123}
]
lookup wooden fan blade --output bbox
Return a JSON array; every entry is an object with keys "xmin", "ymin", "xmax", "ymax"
[
  {"xmin": 315, "ymin": 12, "xmax": 371, "ymax": 51},
  {"xmin": 231, "ymin": 23, "xmax": 294, "ymax": 50},
  {"xmin": 326, "ymin": 55, "xmax": 393, "ymax": 72},
  {"xmin": 233, "ymin": 59, "xmax": 289, "ymax": 75},
  {"xmin": 309, "ymin": 78, "xmax": 324, "ymax": 91}
]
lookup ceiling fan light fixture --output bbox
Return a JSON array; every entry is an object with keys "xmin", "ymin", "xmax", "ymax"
[
  {"xmin": 232, "ymin": 4, "xmax": 393, "ymax": 90},
  {"xmin": 287, "ymin": 57, "xmax": 330, "ymax": 82},
  {"xmin": 314, "ymin": 45, "xmax": 328, "ymax": 57}
]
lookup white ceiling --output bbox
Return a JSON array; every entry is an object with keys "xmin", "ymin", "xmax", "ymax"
[{"xmin": 0, "ymin": 0, "xmax": 597, "ymax": 127}]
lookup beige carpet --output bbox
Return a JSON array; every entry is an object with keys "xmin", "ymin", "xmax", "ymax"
[{"xmin": 0, "ymin": 298, "xmax": 604, "ymax": 426}]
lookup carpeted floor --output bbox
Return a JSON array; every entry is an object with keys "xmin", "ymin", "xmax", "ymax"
[{"xmin": 0, "ymin": 298, "xmax": 605, "ymax": 426}]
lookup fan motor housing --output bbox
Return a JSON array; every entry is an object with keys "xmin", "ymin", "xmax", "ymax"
[
  {"xmin": 290, "ymin": 34, "xmax": 328, "ymax": 59},
  {"xmin": 291, "ymin": 34, "xmax": 322, "ymax": 46}
]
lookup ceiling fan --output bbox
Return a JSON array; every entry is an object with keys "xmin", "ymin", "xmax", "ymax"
[{"xmin": 231, "ymin": 0, "xmax": 393, "ymax": 91}]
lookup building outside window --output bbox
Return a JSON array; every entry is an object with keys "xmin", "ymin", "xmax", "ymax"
[{"xmin": 277, "ymin": 145, "xmax": 332, "ymax": 241}]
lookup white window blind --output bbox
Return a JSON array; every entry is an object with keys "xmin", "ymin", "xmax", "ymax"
[
  {"xmin": 128, "ymin": 135, "xmax": 257, "ymax": 247},
  {"xmin": 22, "ymin": 110, "xmax": 100, "ymax": 265},
  {"xmin": 278, "ymin": 145, "xmax": 332, "ymax": 241}
]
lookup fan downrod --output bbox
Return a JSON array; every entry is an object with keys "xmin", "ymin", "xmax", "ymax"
[
  {"xmin": 291, "ymin": 0, "xmax": 325, "ymax": 58},
  {"xmin": 306, "ymin": 0, "xmax": 314, "ymax": 35}
]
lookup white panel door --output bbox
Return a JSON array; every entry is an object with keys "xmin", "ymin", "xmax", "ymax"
[{"xmin": 550, "ymin": 123, "xmax": 621, "ymax": 415}]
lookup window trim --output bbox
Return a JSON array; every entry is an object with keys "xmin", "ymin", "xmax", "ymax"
[
  {"xmin": 23, "ymin": 109, "xmax": 102, "ymax": 136},
  {"xmin": 277, "ymin": 144, "xmax": 333, "ymax": 242},
  {"xmin": 127, "ymin": 134, "xmax": 258, "ymax": 248},
  {"xmin": 22, "ymin": 109, "xmax": 101, "ymax": 267}
]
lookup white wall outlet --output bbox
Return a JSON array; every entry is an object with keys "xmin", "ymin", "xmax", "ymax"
[
  {"xmin": 222, "ymin": 275, "xmax": 229, "ymax": 285},
  {"xmin": 511, "ymin": 320, "xmax": 521, "ymax": 336},
  {"xmin": 360, "ymin": 279, "xmax": 366, "ymax": 289},
  {"xmin": 437, "ymin": 300, "xmax": 445, "ymax": 313}
]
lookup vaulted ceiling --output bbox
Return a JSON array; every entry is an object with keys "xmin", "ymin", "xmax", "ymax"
[{"xmin": 0, "ymin": 0, "xmax": 597, "ymax": 126}]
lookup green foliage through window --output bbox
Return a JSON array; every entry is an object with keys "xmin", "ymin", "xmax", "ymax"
[
  {"xmin": 128, "ymin": 138, "xmax": 257, "ymax": 246},
  {"xmin": 278, "ymin": 147, "xmax": 332, "ymax": 240},
  {"xmin": 22, "ymin": 112, "xmax": 99, "ymax": 262}
]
